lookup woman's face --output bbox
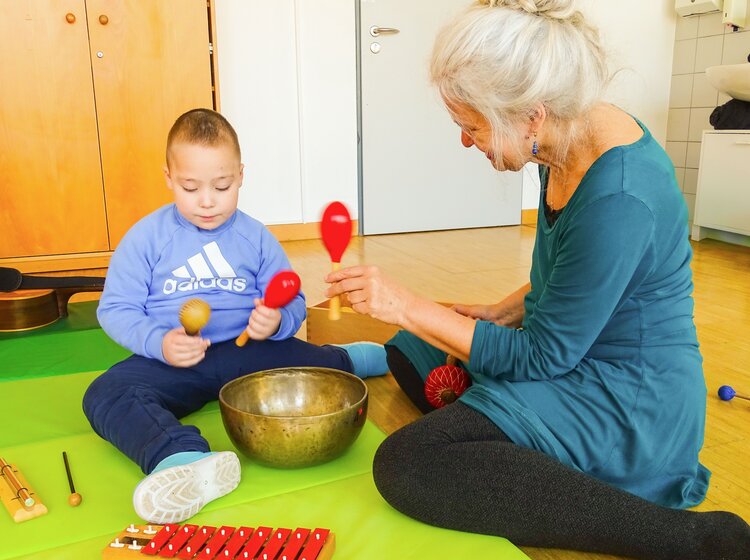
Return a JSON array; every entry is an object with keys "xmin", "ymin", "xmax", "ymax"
[{"xmin": 448, "ymin": 101, "xmax": 527, "ymax": 172}]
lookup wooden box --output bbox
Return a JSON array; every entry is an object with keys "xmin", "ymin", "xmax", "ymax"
[{"xmin": 306, "ymin": 300, "xmax": 401, "ymax": 345}]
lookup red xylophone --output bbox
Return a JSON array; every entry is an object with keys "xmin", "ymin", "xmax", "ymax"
[{"xmin": 102, "ymin": 524, "xmax": 335, "ymax": 560}]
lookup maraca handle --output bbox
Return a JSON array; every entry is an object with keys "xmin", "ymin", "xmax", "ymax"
[
  {"xmin": 328, "ymin": 262, "xmax": 341, "ymax": 321},
  {"xmin": 329, "ymin": 296, "xmax": 342, "ymax": 321},
  {"xmin": 235, "ymin": 330, "xmax": 250, "ymax": 347}
]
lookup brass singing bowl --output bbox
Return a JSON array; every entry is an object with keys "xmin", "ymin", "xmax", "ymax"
[{"xmin": 219, "ymin": 367, "xmax": 368, "ymax": 468}]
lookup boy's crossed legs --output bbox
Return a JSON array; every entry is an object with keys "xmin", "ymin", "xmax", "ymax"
[{"xmin": 83, "ymin": 337, "xmax": 386, "ymax": 523}]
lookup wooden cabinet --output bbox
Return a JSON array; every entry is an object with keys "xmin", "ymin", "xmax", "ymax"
[
  {"xmin": 0, "ymin": 0, "xmax": 214, "ymax": 263},
  {"xmin": 692, "ymin": 130, "xmax": 750, "ymax": 241}
]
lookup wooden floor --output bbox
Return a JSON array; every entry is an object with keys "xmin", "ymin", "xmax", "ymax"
[
  {"xmin": 62, "ymin": 224, "xmax": 749, "ymax": 559},
  {"xmin": 283, "ymin": 225, "xmax": 750, "ymax": 560}
]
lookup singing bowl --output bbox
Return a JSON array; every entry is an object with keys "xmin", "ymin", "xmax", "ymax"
[{"xmin": 219, "ymin": 367, "xmax": 368, "ymax": 468}]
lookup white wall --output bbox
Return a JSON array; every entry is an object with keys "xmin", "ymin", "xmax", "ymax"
[
  {"xmin": 522, "ymin": 0, "xmax": 678, "ymax": 209},
  {"xmin": 216, "ymin": 0, "xmax": 678, "ymax": 219},
  {"xmin": 214, "ymin": 0, "xmax": 358, "ymax": 225},
  {"xmin": 581, "ymin": 0, "xmax": 677, "ymax": 144},
  {"xmin": 295, "ymin": 1, "xmax": 359, "ymax": 223},
  {"xmin": 666, "ymin": 10, "xmax": 750, "ymax": 236}
]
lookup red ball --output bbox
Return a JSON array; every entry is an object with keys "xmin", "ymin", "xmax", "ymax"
[{"xmin": 424, "ymin": 365, "xmax": 471, "ymax": 408}]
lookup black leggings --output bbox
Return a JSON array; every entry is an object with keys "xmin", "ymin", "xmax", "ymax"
[{"xmin": 377, "ymin": 347, "xmax": 750, "ymax": 559}]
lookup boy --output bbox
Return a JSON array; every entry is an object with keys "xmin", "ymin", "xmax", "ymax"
[{"xmin": 83, "ymin": 108, "xmax": 386, "ymax": 524}]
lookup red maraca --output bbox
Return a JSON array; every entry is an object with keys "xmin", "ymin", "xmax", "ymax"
[
  {"xmin": 424, "ymin": 355, "xmax": 471, "ymax": 409},
  {"xmin": 321, "ymin": 201, "xmax": 352, "ymax": 321},
  {"xmin": 236, "ymin": 270, "xmax": 301, "ymax": 347}
]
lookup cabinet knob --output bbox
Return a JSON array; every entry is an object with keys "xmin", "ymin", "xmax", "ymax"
[
  {"xmin": 99, "ymin": 14, "xmax": 109, "ymax": 25},
  {"xmin": 65, "ymin": 13, "xmax": 76, "ymax": 24}
]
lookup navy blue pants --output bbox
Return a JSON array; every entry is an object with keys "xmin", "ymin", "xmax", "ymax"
[{"xmin": 82, "ymin": 338, "xmax": 352, "ymax": 474}]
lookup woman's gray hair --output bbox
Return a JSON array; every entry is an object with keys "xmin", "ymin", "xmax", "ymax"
[{"xmin": 430, "ymin": 0, "xmax": 610, "ymax": 162}]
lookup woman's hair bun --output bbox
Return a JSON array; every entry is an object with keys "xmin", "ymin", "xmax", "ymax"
[{"xmin": 478, "ymin": 0, "xmax": 577, "ymax": 21}]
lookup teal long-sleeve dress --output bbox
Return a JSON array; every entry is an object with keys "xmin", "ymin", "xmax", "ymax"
[{"xmin": 388, "ymin": 122, "xmax": 710, "ymax": 509}]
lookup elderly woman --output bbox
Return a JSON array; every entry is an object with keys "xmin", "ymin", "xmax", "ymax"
[{"xmin": 326, "ymin": 1, "xmax": 750, "ymax": 558}]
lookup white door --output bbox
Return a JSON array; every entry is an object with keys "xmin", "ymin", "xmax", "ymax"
[{"xmin": 359, "ymin": 0, "xmax": 522, "ymax": 235}]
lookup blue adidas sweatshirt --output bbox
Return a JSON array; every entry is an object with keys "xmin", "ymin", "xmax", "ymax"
[{"xmin": 97, "ymin": 204, "xmax": 306, "ymax": 363}]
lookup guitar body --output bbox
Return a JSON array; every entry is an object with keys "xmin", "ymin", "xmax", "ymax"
[{"xmin": 0, "ymin": 287, "xmax": 103, "ymax": 332}]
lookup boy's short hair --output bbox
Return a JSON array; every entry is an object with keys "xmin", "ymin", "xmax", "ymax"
[{"xmin": 166, "ymin": 108, "xmax": 241, "ymax": 166}]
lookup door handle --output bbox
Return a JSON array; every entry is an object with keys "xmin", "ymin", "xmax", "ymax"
[{"xmin": 369, "ymin": 25, "xmax": 400, "ymax": 37}]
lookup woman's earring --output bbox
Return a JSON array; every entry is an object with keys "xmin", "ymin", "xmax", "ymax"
[{"xmin": 532, "ymin": 135, "xmax": 539, "ymax": 156}]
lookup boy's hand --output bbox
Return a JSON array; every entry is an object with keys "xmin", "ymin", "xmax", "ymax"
[
  {"xmin": 244, "ymin": 298, "xmax": 282, "ymax": 341},
  {"xmin": 162, "ymin": 327, "xmax": 210, "ymax": 367}
]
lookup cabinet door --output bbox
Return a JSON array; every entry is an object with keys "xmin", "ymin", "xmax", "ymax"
[
  {"xmin": 695, "ymin": 133, "xmax": 750, "ymax": 237},
  {"xmin": 86, "ymin": 0, "xmax": 214, "ymax": 248},
  {"xmin": 0, "ymin": 0, "xmax": 109, "ymax": 258}
]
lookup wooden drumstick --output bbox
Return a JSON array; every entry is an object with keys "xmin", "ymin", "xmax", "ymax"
[
  {"xmin": 320, "ymin": 202, "xmax": 352, "ymax": 321},
  {"xmin": 236, "ymin": 270, "xmax": 301, "ymax": 347},
  {"xmin": 179, "ymin": 298, "xmax": 211, "ymax": 336},
  {"xmin": 62, "ymin": 451, "xmax": 82, "ymax": 507}
]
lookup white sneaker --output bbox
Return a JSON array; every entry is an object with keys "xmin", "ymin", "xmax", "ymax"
[{"xmin": 132, "ymin": 451, "xmax": 241, "ymax": 524}]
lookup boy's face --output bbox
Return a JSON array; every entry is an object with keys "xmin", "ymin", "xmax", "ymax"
[{"xmin": 164, "ymin": 142, "xmax": 244, "ymax": 230}]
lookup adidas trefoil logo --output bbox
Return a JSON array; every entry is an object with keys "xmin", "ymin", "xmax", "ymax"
[{"xmin": 163, "ymin": 241, "xmax": 247, "ymax": 295}]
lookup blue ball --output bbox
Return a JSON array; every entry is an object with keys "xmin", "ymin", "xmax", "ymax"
[{"xmin": 718, "ymin": 385, "xmax": 736, "ymax": 401}]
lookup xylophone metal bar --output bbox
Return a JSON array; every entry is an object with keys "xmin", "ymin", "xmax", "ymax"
[
  {"xmin": 216, "ymin": 526, "xmax": 253, "ymax": 558},
  {"xmin": 236, "ymin": 525, "xmax": 273, "ymax": 559},
  {"xmin": 256, "ymin": 528, "xmax": 291, "ymax": 560},
  {"xmin": 178, "ymin": 526, "xmax": 215, "ymax": 559},
  {"xmin": 102, "ymin": 524, "xmax": 335, "ymax": 560},
  {"xmin": 299, "ymin": 529, "xmax": 334, "ymax": 560},
  {"xmin": 144, "ymin": 525, "xmax": 180, "ymax": 555},
  {"xmin": 196, "ymin": 525, "xmax": 235, "ymax": 559},
  {"xmin": 159, "ymin": 525, "xmax": 198, "ymax": 557},
  {"xmin": 279, "ymin": 528, "xmax": 310, "ymax": 560}
]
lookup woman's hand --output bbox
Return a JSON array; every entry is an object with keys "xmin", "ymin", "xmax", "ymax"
[
  {"xmin": 325, "ymin": 265, "xmax": 415, "ymax": 326},
  {"xmin": 452, "ymin": 303, "xmax": 501, "ymax": 322},
  {"xmin": 452, "ymin": 302, "xmax": 521, "ymax": 328},
  {"xmin": 162, "ymin": 327, "xmax": 210, "ymax": 367},
  {"xmin": 453, "ymin": 283, "xmax": 530, "ymax": 329},
  {"xmin": 244, "ymin": 298, "xmax": 282, "ymax": 341}
]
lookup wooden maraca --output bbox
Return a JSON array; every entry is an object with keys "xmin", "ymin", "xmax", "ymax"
[
  {"xmin": 424, "ymin": 355, "xmax": 471, "ymax": 409},
  {"xmin": 178, "ymin": 298, "xmax": 211, "ymax": 336},
  {"xmin": 321, "ymin": 201, "xmax": 352, "ymax": 321},
  {"xmin": 236, "ymin": 270, "xmax": 301, "ymax": 347},
  {"xmin": 718, "ymin": 385, "xmax": 750, "ymax": 402}
]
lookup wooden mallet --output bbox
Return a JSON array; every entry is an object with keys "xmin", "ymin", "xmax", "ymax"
[
  {"xmin": 718, "ymin": 385, "xmax": 750, "ymax": 403},
  {"xmin": 320, "ymin": 201, "xmax": 352, "ymax": 321},
  {"xmin": 178, "ymin": 298, "xmax": 211, "ymax": 336},
  {"xmin": 62, "ymin": 451, "xmax": 81, "ymax": 507},
  {"xmin": 236, "ymin": 270, "xmax": 301, "ymax": 347}
]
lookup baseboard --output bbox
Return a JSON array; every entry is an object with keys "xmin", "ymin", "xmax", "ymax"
[
  {"xmin": 267, "ymin": 220, "xmax": 359, "ymax": 242},
  {"xmin": 0, "ymin": 253, "xmax": 114, "ymax": 274},
  {"xmin": 2, "ymin": 220, "xmax": 360, "ymax": 273},
  {"xmin": 521, "ymin": 209, "xmax": 537, "ymax": 226}
]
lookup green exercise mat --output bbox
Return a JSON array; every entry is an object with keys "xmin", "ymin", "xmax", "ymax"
[
  {"xmin": 0, "ymin": 308, "xmax": 528, "ymax": 559},
  {"xmin": 0, "ymin": 370, "xmax": 527, "ymax": 559},
  {"xmin": 0, "ymin": 301, "xmax": 130, "ymax": 382},
  {"xmin": 6, "ymin": 473, "xmax": 530, "ymax": 559}
]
